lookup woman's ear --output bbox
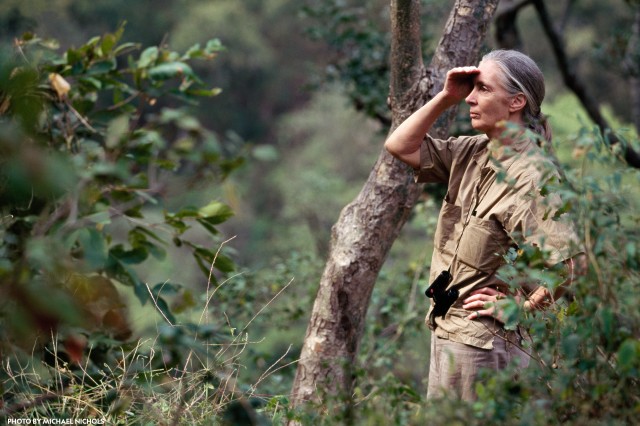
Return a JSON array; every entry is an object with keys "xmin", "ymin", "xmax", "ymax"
[{"xmin": 509, "ymin": 93, "xmax": 526, "ymax": 113}]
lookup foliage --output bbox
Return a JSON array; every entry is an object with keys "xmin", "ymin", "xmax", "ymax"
[
  {"xmin": 302, "ymin": 0, "xmax": 393, "ymax": 123},
  {"xmin": 297, "ymin": 125, "xmax": 640, "ymax": 425},
  {"xmin": 0, "ymin": 27, "xmax": 260, "ymax": 423},
  {"xmin": 455, "ymin": 125, "xmax": 640, "ymax": 425}
]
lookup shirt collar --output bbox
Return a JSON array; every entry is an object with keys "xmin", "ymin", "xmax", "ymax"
[{"xmin": 472, "ymin": 133, "xmax": 535, "ymax": 174}]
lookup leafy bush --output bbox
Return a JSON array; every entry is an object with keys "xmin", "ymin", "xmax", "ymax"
[{"xmin": 0, "ymin": 27, "xmax": 271, "ymax": 424}]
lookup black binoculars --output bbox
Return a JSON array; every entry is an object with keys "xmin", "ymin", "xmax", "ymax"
[{"xmin": 425, "ymin": 270, "xmax": 458, "ymax": 318}]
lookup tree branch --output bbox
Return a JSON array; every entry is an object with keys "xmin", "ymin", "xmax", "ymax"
[
  {"xmin": 494, "ymin": 0, "xmax": 532, "ymax": 50},
  {"xmin": 533, "ymin": 0, "xmax": 640, "ymax": 167}
]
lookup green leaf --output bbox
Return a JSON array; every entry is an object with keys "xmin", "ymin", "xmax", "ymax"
[
  {"xmin": 132, "ymin": 226, "xmax": 165, "ymax": 244},
  {"xmin": 213, "ymin": 253, "xmax": 235, "ymax": 273},
  {"xmin": 113, "ymin": 42, "xmax": 140, "ymax": 56},
  {"xmin": 205, "ymin": 38, "xmax": 225, "ymax": 53},
  {"xmin": 184, "ymin": 88, "xmax": 222, "ymax": 97},
  {"xmin": 183, "ymin": 43, "xmax": 203, "ymax": 60},
  {"xmin": 194, "ymin": 255, "xmax": 216, "ymax": 281},
  {"xmin": 110, "ymin": 244, "xmax": 148, "ymax": 265},
  {"xmin": 79, "ymin": 76, "xmax": 103, "ymax": 90},
  {"xmin": 87, "ymin": 59, "xmax": 117, "ymax": 75},
  {"xmin": 198, "ymin": 201, "xmax": 234, "ymax": 224},
  {"xmin": 138, "ymin": 46, "xmax": 159, "ymax": 68},
  {"xmin": 148, "ymin": 62, "xmax": 195, "ymax": 81},
  {"xmin": 169, "ymin": 208, "xmax": 200, "ymax": 219},
  {"xmin": 153, "ymin": 296, "xmax": 176, "ymax": 324},
  {"xmin": 105, "ymin": 255, "xmax": 149, "ymax": 304},
  {"xmin": 129, "ymin": 228, "xmax": 167, "ymax": 261},
  {"xmin": 76, "ymin": 228, "xmax": 108, "ymax": 270},
  {"xmin": 196, "ymin": 218, "xmax": 219, "ymax": 236},
  {"xmin": 101, "ymin": 34, "xmax": 118, "ymax": 55},
  {"xmin": 66, "ymin": 48, "xmax": 83, "ymax": 66},
  {"xmin": 152, "ymin": 282, "xmax": 183, "ymax": 296},
  {"xmin": 165, "ymin": 214, "xmax": 190, "ymax": 234},
  {"xmin": 86, "ymin": 36, "xmax": 101, "ymax": 48},
  {"xmin": 617, "ymin": 339, "xmax": 640, "ymax": 374}
]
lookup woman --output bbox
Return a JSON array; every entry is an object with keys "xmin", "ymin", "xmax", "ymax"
[{"xmin": 384, "ymin": 50, "xmax": 585, "ymax": 400}]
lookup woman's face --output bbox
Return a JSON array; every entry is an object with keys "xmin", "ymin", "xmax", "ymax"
[{"xmin": 465, "ymin": 60, "xmax": 520, "ymax": 139}]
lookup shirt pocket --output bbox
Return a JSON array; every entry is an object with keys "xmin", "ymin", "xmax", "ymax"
[
  {"xmin": 434, "ymin": 200, "xmax": 462, "ymax": 254},
  {"xmin": 457, "ymin": 216, "xmax": 511, "ymax": 273}
]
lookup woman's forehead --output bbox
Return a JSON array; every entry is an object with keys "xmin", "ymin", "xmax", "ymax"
[{"xmin": 476, "ymin": 60, "xmax": 506, "ymax": 88}]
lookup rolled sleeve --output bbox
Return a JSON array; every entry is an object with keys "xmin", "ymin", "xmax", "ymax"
[{"xmin": 414, "ymin": 135, "xmax": 454, "ymax": 184}]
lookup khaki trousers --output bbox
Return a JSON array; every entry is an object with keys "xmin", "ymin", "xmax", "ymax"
[{"xmin": 427, "ymin": 331, "xmax": 530, "ymax": 401}]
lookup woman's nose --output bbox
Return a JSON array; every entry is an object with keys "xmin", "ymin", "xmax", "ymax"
[{"xmin": 465, "ymin": 90, "xmax": 476, "ymax": 105}]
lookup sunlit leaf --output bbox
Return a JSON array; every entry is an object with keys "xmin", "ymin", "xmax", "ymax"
[
  {"xmin": 205, "ymin": 38, "xmax": 225, "ymax": 53},
  {"xmin": 113, "ymin": 42, "xmax": 140, "ymax": 56},
  {"xmin": 198, "ymin": 201, "xmax": 234, "ymax": 224},
  {"xmin": 184, "ymin": 87, "xmax": 222, "ymax": 97}
]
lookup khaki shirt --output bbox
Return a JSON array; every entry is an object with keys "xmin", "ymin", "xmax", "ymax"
[{"xmin": 416, "ymin": 134, "xmax": 582, "ymax": 349}]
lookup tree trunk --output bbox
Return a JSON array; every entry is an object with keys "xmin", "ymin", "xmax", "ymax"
[{"xmin": 289, "ymin": 0, "xmax": 499, "ymax": 411}]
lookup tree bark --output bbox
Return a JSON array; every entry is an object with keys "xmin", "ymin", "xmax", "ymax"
[{"xmin": 289, "ymin": 0, "xmax": 499, "ymax": 412}]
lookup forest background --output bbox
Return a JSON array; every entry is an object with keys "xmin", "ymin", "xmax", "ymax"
[{"xmin": 0, "ymin": 0, "xmax": 639, "ymax": 424}]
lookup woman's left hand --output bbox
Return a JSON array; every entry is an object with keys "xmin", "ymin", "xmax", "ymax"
[{"xmin": 463, "ymin": 287, "xmax": 507, "ymax": 322}]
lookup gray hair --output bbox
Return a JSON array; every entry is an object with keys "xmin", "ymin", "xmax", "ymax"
[{"xmin": 481, "ymin": 49, "xmax": 552, "ymax": 143}]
